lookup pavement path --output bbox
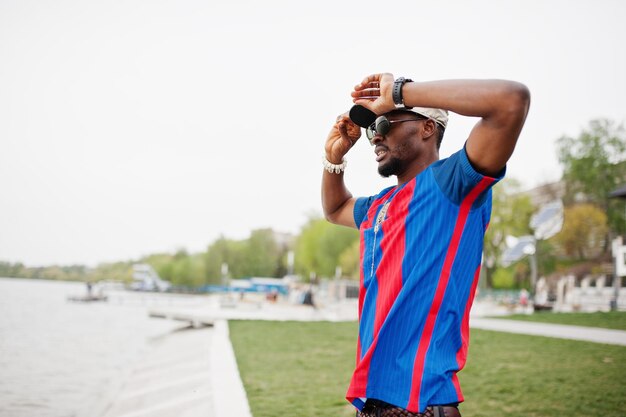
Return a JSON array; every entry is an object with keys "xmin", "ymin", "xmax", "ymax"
[
  {"xmin": 211, "ymin": 320, "xmax": 253, "ymax": 417},
  {"xmin": 470, "ymin": 317, "xmax": 626, "ymax": 346}
]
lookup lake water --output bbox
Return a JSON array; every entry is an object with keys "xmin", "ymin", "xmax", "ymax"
[{"xmin": 0, "ymin": 278, "xmax": 207, "ymax": 417}]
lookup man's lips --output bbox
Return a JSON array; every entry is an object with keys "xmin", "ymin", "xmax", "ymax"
[{"xmin": 375, "ymin": 145, "xmax": 389, "ymax": 162}]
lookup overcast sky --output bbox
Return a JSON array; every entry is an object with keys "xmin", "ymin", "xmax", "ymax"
[{"xmin": 1, "ymin": 0, "xmax": 625, "ymax": 267}]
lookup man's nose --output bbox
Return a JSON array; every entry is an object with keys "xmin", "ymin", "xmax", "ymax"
[{"xmin": 370, "ymin": 134, "xmax": 384, "ymax": 145}]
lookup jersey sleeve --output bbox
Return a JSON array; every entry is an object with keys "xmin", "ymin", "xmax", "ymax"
[
  {"xmin": 353, "ymin": 186, "xmax": 395, "ymax": 229},
  {"xmin": 431, "ymin": 144, "xmax": 506, "ymax": 207},
  {"xmin": 353, "ymin": 196, "xmax": 376, "ymax": 230}
]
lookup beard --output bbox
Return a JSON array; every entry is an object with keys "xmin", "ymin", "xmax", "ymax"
[{"xmin": 378, "ymin": 156, "xmax": 403, "ymax": 178}]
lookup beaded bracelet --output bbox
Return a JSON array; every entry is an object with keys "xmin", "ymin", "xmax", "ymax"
[{"xmin": 322, "ymin": 156, "xmax": 347, "ymax": 174}]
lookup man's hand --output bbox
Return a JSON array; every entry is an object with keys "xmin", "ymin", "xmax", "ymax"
[
  {"xmin": 325, "ymin": 113, "xmax": 361, "ymax": 164},
  {"xmin": 351, "ymin": 73, "xmax": 396, "ymax": 115}
]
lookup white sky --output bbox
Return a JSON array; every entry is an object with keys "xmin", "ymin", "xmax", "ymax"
[{"xmin": 1, "ymin": 0, "xmax": 625, "ymax": 266}]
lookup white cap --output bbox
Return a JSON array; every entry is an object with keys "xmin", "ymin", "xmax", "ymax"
[{"xmin": 392, "ymin": 107, "xmax": 448, "ymax": 129}]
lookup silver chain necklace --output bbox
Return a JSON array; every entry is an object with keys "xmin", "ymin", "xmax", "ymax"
[{"xmin": 370, "ymin": 199, "xmax": 391, "ymax": 278}]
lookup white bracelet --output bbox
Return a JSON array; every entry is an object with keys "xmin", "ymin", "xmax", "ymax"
[{"xmin": 322, "ymin": 156, "xmax": 347, "ymax": 174}]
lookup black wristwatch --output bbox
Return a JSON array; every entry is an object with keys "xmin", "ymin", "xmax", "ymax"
[{"xmin": 392, "ymin": 77, "xmax": 413, "ymax": 109}]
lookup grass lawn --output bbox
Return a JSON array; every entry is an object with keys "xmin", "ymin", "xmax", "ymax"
[
  {"xmin": 229, "ymin": 320, "xmax": 626, "ymax": 417},
  {"xmin": 498, "ymin": 311, "xmax": 626, "ymax": 330}
]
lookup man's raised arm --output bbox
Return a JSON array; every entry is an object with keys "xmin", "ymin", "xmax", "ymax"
[
  {"xmin": 321, "ymin": 114, "xmax": 362, "ymax": 228},
  {"xmin": 352, "ymin": 75, "xmax": 531, "ymax": 177}
]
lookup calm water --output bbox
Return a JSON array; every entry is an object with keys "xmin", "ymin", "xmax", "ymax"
[{"xmin": 0, "ymin": 278, "xmax": 206, "ymax": 417}]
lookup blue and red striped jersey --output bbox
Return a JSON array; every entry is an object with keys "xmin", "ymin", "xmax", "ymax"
[{"xmin": 348, "ymin": 147, "xmax": 504, "ymax": 413}]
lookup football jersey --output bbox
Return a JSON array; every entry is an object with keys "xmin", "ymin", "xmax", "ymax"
[{"xmin": 348, "ymin": 146, "xmax": 504, "ymax": 413}]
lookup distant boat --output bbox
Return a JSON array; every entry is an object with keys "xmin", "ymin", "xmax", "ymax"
[
  {"xmin": 129, "ymin": 264, "xmax": 171, "ymax": 292},
  {"xmin": 67, "ymin": 282, "xmax": 107, "ymax": 302},
  {"xmin": 67, "ymin": 294, "xmax": 108, "ymax": 302}
]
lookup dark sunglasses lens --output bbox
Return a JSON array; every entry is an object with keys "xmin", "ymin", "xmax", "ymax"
[{"xmin": 376, "ymin": 116, "xmax": 391, "ymax": 136}]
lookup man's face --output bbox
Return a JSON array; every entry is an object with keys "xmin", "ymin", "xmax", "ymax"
[{"xmin": 370, "ymin": 111, "xmax": 427, "ymax": 178}]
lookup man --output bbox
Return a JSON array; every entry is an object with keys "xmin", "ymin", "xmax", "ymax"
[{"xmin": 322, "ymin": 74, "xmax": 530, "ymax": 417}]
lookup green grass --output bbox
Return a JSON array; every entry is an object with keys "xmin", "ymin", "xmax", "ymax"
[
  {"xmin": 230, "ymin": 320, "xmax": 626, "ymax": 417},
  {"xmin": 497, "ymin": 311, "xmax": 626, "ymax": 330},
  {"xmin": 461, "ymin": 330, "xmax": 626, "ymax": 416},
  {"xmin": 229, "ymin": 320, "xmax": 357, "ymax": 417}
]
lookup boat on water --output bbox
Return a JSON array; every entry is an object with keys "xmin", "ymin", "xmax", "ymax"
[
  {"xmin": 129, "ymin": 264, "xmax": 171, "ymax": 292},
  {"xmin": 67, "ymin": 294, "xmax": 108, "ymax": 302},
  {"xmin": 67, "ymin": 281, "xmax": 108, "ymax": 302}
]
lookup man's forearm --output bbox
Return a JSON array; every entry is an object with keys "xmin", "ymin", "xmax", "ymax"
[
  {"xmin": 401, "ymin": 79, "xmax": 529, "ymax": 122},
  {"xmin": 321, "ymin": 114, "xmax": 361, "ymax": 228},
  {"xmin": 321, "ymin": 169, "xmax": 354, "ymax": 225}
]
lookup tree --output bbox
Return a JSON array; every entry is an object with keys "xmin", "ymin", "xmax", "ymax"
[
  {"xmin": 553, "ymin": 203, "xmax": 608, "ymax": 260},
  {"xmin": 0, "ymin": 262, "xmax": 27, "ymax": 279},
  {"xmin": 88, "ymin": 261, "xmax": 133, "ymax": 282},
  {"xmin": 204, "ymin": 236, "xmax": 238, "ymax": 283},
  {"xmin": 556, "ymin": 119, "xmax": 626, "ymax": 238},
  {"xmin": 239, "ymin": 228, "xmax": 284, "ymax": 277},
  {"xmin": 295, "ymin": 216, "xmax": 359, "ymax": 279},
  {"xmin": 169, "ymin": 253, "xmax": 206, "ymax": 287},
  {"xmin": 204, "ymin": 229, "xmax": 287, "ymax": 282},
  {"xmin": 338, "ymin": 239, "xmax": 360, "ymax": 280}
]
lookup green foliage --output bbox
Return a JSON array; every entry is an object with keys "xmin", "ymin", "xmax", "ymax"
[
  {"xmin": 171, "ymin": 253, "xmax": 206, "ymax": 287},
  {"xmin": 0, "ymin": 261, "xmax": 92, "ymax": 281},
  {"xmin": 87, "ymin": 261, "xmax": 133, "ymax": 282},
  {"xmin": 338, "ymin": 239, "xmax": 360, "ymax": 280},
  {"xmin": 483, "ymin": 179, "xmax": 536, "ymax": 287},
  {"xmin": 490, "ymin": 264, "xmax": 532, "ymax": 290},
  {"xmin": 239, "ymin": 229, "xmax": 284, "ymax": 277},
  {"xmin": 1, "ymin": 227, "xmax": 291, "ymax": 288},
  {"xmin": 556, "ymin": 119, "xmax": 626, "ymax": 236},
  {"xmin": 204, "ymin": 229, "xmax": 288, "ymax": 282},
  {"xmin": 204, "ymin": 236, "xmax": 238, "ymax": 283},
  {"xmin": 492, "ymin": 267, "xmax": 514, "ymax": 289},
  {"xmin": 294, "ymin": 216, "xmax": 359, "ymax": 279},
  {"xmin": 139, "ymin": 229, "xmax": 291, "ymax": 288},
  {"xmin": 552, "ymin": 203, "xmax": 608, "ymax": 259},
  {"xmin": 0, "ymin": 261, "xmax": 27, "ymax": 278}
]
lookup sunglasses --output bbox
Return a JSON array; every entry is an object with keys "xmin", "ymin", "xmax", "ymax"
[{"xmin": 365, "ymin": 115, "xmax": 427, "ymax": 144}]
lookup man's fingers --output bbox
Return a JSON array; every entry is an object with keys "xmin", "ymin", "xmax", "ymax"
[
  {"xmin": 336, "ymin": 114, "xmax": 350, "ymax": 124},
  {"xmin": 355, "ymin": 73, "xmax": 394, "ymax": 90},
  {"xmin": 354, "ymin": 82, "xmax": 380, "ymax": 91},
  {"xmin": 337, "ymin": 121, "xmax": 359, "ymax": 146},
  {"xmin": 354, "ymin": 74, "xmax": 382, "ymax": 90},
  {"xmin": 337, "ymin": 121, "xmax": 349, "ymax": 136},
  {"xmin": 351, "ymin": 88, "xmax": 380, "ymax": 100}
]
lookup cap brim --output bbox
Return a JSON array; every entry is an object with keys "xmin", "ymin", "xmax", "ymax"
[{"xmin": 349, "ymin": 105, "xmax": 377, "ymax": 128}]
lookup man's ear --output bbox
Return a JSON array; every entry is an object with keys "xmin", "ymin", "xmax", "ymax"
[{"xmin": 422, "ymin": 119, "xmax": 437, "ymax": 140}]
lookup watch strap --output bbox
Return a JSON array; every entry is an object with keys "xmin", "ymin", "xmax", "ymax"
[{"xmin": 392, "ymin": 77, "xmax": 413, "ymax": 109}]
